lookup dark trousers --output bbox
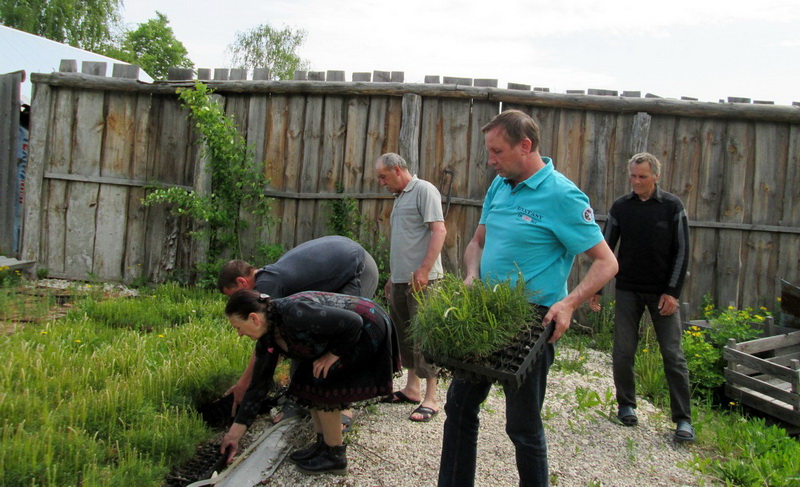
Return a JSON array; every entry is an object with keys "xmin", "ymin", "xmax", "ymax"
[
  {"xmin": 612, "ymin": 289, "xmax": 692, "ymax": 423},
  {"xmin": 438, "ymin": 341, "xmax": 555, "ymax": 487}
]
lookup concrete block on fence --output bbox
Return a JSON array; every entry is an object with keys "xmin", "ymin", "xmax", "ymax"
[
  {"xmin": 59, "ymin": 59, "xmax": 78, "ymax": 72},
  {"xmin": 352, "ymin": 72, "xmax": 371, "ymax": 82},
  {"xmin": 253, "ymin": 68, "xmax": 270, "ymax": 80},
  {"xmin": 112, "ymin": 64, "xmax": 140, "ymax": 79},
  {"xmin": 214, "ymin": 69, "xmax": 229, "ymax": 81},
  {"xmin": 444, "ymin": 76, "xmax": 472, "ymax": 86},
  {"xmin": 588, "ymin": 88, "xmax": 618, "ymax": 96},
  {"xmin": 373, "ymin": 70, "xmax": 391, "ymax": 82},
  {"xmin": 168, "ymin": 67, "xmax": 194, "ymax": 80},
  {"xmin": 308, "ymin": 71, "xmax": 325, "ymax": 81},
  {"xmin": 534, "ymin": 87, "xmax": 550, "ymax": 92},
  {"xmin": 391, "ymin": 71, "xmax": 404, "ymax": 82},
  {"xmin": 728, "ymin": 96, "xmax": 751, "ymax": 104},
  {"xmin": 508, "ymin": 82, "xmax": 531, "ymax": 91},
  {"xmin": 474, "ymin": 79, "xmax": 498, "ymax": 88},
  {"xmin": 622, "ymin": 91, "xmax": 641, "ymax": 98},
  {"xmin": 293, "ymin": 70, "xmax": 308, "ymax": 80},
  {"xmin": 327, "ymin": 70, "xmax": 345, "ymax": 82},
  {"xmin": 424, "ymin": 75, "xmax": 441, "ymax": 84},
  {"xmin": 680, "ymin": 96, "xmax": 698, "ymax": 101},
  {"xmin": 197, "ymin": 68, "xmax": 212, "ymax": 80},
  {"xmin": 645, "ymin": 93, "xmax": 661, "ymax": 98},
  {"xmin": 753, "ymin": 100, "xmax": 775, "ymax": 105},
  {"xmin": 566, "ymin": 89, "xmax": 585, "ymax": 94},
  {"xmin": 82, "ymin": 61, "xmax": 107, "ymax": 76},
  {"xmin": 229, "ymin": 68, "xmax": 248, "ymax": 80}
]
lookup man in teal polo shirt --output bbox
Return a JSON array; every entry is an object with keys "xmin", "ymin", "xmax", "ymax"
[{"xmin": 438, "ymin": 109, "xmax": 618, "ymax": 487}]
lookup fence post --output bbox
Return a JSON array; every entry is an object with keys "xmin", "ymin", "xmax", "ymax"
[
  {"xmin": 400, "ymin": 94, "xmax": 422, "ymax": 173},
  {"xmin": 726, "ymin": 338, "xmax": 738, "ymax": 373}
]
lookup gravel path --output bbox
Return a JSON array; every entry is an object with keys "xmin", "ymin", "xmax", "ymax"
[{"xmin": 256, "ymin": 346, "xmax": 713, "ymax": 486}]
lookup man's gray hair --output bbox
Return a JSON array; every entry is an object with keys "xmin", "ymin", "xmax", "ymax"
[
  {"xmin": 628, "ymin": 152, "xmax": 661, "ymax": 177},
  {"xmin": 376, "ymin": 152, "xmax": 408, "ymax": 170}
]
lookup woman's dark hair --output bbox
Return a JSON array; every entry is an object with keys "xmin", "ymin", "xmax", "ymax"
[{"xmin": 225, "ymin": 289, "xmax": 275, "ymax": 321}]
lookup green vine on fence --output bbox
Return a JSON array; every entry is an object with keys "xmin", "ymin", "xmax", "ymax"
[{"xmin": 143, "ymin": 82, "xmax": 273, "ymax": 286}]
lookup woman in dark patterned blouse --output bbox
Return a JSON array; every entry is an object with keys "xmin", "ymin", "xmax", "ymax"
[{"xmin": 220, "ymin": 289, "xmax": 400, "ymax": 476}]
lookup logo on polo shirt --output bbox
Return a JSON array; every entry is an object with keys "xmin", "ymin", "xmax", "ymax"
[
  {"xmin": 582, "ymin": 207, "xmax": 594, "ymax": 223},
  {"xmin": 518, "ymin": 206, "xmax": 542, "ymax": 224}
]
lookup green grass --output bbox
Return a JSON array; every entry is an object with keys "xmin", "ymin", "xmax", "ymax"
[{"xmin": 0, "ymin": 283, "xmax": 250, "ymax": 486}]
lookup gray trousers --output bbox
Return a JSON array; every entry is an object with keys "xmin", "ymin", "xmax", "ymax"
[
  {"xmin": 340, "ymin": 250, "xmax": 379, "ymax": 299},
  {"xmin": 389, "ymin": 282, "xmax": 439, "ymax": 379},
  {"xmin": 612, "ymin": 289, "xmax": 692, "ymax": 423}
]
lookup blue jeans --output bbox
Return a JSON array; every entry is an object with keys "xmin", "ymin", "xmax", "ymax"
[
  {"xmin": 612, "ymin": 289, "xmax": 691, "ymax": 423},
  {"xmin": 438, "ymin": 342, "xmax": 555, "ymax": 487}
]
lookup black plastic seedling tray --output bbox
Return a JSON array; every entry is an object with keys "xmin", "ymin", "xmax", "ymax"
[{"xmin": 425, "ymin": 321, "xmax": 554, "ymax": 388}]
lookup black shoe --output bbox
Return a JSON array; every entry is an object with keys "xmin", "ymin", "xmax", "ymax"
[
  {"xmin": 288, "ymin": 434, "xmax": 323, "ymax": 464},
  {"xmin": 295, "ymin": 443, "xmax": 347, "ymax": 476},
  {"xmin": 617, "ymin": 405, "xmax": 638, "ymax": 426}
]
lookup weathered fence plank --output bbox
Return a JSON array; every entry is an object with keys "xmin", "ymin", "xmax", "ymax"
[
  {"xmin": 42, "ymin": 88, "xmax": 73, "ymax": 275},
  {"xmin": 780, "ymin": 127, "xmax": 800, "ymax": 291},
  {"xmin": 63, "ymin": 89, "xmax": 104, "ymax": 277},
  {"xmin": 316, "ymin": 94, "xmax": 348, "ymax": 237},
  {"xmin": 360, "ymin": 96, "xmax": 391, "ymax": 250},
  {"xmin": 278, "ymin": 96, "xmax": 306, "ymax": 248},
  {"xmin": 671, "ymin": 117, "xmax": 703, "ymax": 303},
  {"xmin": 435, "ymin": 98, "xmax": 472, "ymax": 272},
  {"xmin": 239, "ymin": 93, "xmax": 271, "ymax": 258},
  {"xmin": 742, "ymin": 122, "xmax": 788, "ymax": 304},
  {"xmin": 122, "ymin": 93, "xmax": 152, "ymax": 283},
  {"xmin": 295, "ymin": 95, "xmax": 324, "ymax": 245},
  {"xmin": 93, "ymin": 93, "xmax": 137, "ymax": 280},
  {"xmin": 690, "ymin": 120, "xmax": 726, "ymax": 308},
  {"xmin": 717, "ymin": 121, "xmax": 752, "ymax": 306}
]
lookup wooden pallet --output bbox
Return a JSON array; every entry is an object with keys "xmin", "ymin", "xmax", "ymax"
[{"xmin": 724, "ymin": 331, "xmax": 800, "ymax": 427}]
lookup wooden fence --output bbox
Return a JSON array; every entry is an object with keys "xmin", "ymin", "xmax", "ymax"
[{"xmin": 16, "ymin": 63, "xmax": 800, "ymax": 315}]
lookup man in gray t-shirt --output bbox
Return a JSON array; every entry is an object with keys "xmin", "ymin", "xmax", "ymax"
[
  {"xmin": 217, "ymin": 235, "xmax": 379, "ymax": 428},
  {"xmin": 376, "ymin": 152, "xmax": 446, "ymax": 422}
]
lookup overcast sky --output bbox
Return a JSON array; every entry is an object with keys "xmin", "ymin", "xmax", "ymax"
[{"xmin": 122, "ymin": 0, "xmax": 799, "ymax": 105}]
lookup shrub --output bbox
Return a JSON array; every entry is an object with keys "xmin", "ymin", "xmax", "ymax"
[
  {"xmin": 0, "ymin": 266, "xmax": 22, "ymax": 288},
  {"xmin": 682, "ymin": 303, "xmax": 768, "ymax": 399}
]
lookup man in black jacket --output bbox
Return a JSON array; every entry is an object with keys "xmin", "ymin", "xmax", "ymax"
[{"xmin": 590, "ymin": 152, "xmax": 694, "ymax": 442}]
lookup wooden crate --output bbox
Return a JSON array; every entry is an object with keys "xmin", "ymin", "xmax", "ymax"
[{"xmin": 723, "ymin": 331, "xmax": 800, "ymax": 427}]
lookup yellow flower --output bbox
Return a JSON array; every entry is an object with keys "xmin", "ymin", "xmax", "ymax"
[
  {"xmin": 728, "ymin": 305, "xmax": 736, "ymax": 310},
  {"xmin": 777, "ymin": 297, "xmax": 782, "ymax": 302},
  {"xmin": 642, "ymin": 348, "xmax": 649, "ymax": 353},
  {"xmin": 729, "ymin": 401, "xmax": 737, "ymax": 406},
  {"xmin": 40, "ymin": 331, "xmax": 48, "ymax": 335},
  {"xmin": 691, "ymin": 326, "xmax": 700, "ymax": 331},
  {"xmin": 75, "ymin": 339, "xmax": 82, "ymax": 343},
  {"xmin": 695, "ymin": 354, "xmax": 701, "ymax": 358},
  {"xmin": 158, "ymin": 334, "xmax": 165, "ymax": 338},
  {"xmin": 754, "ymin": 315, "xmax": 764, "ymax": 321},
  {"xmin": 760, "ymin": 306, "xmax": 768, "ymax": 312}
]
